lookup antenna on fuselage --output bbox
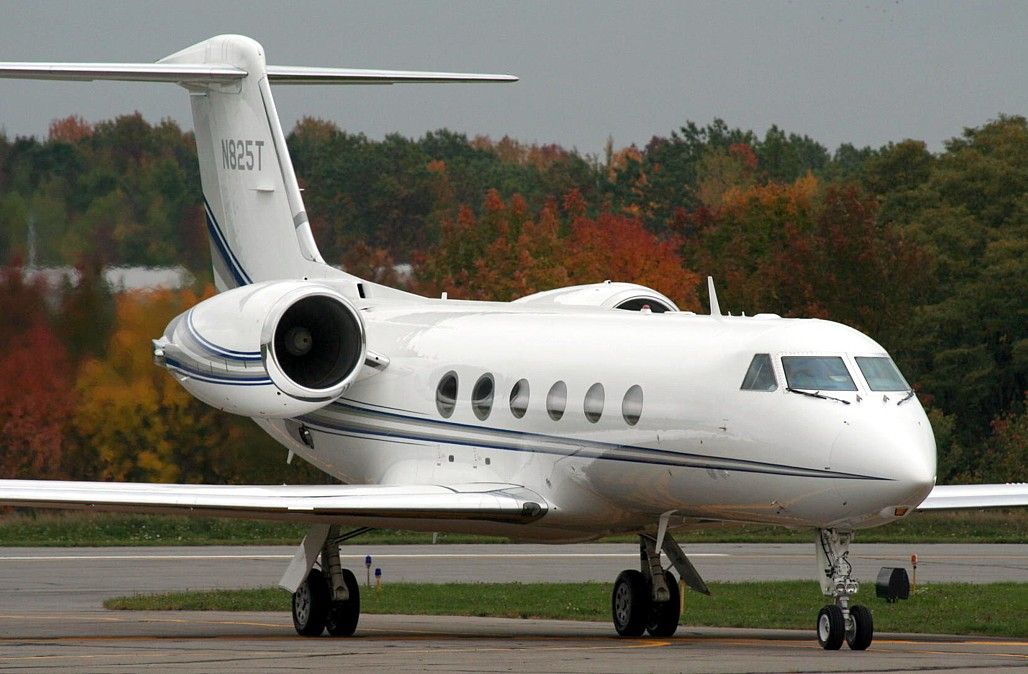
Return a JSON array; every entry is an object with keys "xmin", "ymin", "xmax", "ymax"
[{"xmin": 707, "ymin": 276, "xmax": 722, "ymax": 318}]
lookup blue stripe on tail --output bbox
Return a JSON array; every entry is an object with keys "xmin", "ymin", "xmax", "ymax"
[{"xmin": 203, "ymin": 196, "xmax": 253, "ymax": 287}]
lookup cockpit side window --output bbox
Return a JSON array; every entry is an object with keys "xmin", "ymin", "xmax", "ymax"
[
  {"xmin": 855, "ymin": 356, "xmax": 910, "ymax": 391},
  {"xmin": 781, "ymin": 356, "xmax": 857, "ymax": 391},
  {"xmin": 741, "ymin": 354, "xmax": 777, "ymax": 391}
]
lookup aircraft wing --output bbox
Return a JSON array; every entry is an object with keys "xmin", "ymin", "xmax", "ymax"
[
  {"xmin": 0, "ymin": 480, "xmax": 546, "ymax": 526},
  {"xmin": 915, "ymin": 483, "xmax": 1028, "ymax": 510}
]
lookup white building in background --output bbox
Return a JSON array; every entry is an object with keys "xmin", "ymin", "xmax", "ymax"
[{"xmin": 22, "ymin": 266, "xmax": 194, "ymax": 295}]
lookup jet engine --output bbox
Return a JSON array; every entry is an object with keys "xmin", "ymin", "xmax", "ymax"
[
  {"xmin": 153, "ymin": 280, "xmax": 366, "ymax": 418},
  {"xmin": 513, "ymin": 282, "xmax": 679, "ymax": 313}
]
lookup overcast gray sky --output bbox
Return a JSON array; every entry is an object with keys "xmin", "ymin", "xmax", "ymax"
[{"xmin": 0, "ymin": 1, "xmax": 1024, "ymax": 157}]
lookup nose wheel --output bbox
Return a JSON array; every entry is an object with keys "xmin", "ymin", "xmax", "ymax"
[
  {"xmin": 815, "ymin": 529, "xmax": 874, "ymax": 651},
  {"xmin": 845, "ymin": 604, "xmax": 874, "ymax": 650}
]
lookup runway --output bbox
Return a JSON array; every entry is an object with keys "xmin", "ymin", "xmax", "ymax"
[
  {"xmin": 0, "ymin": 544, "xmax": 1025, "ymax": 672},
  {"xmin": 1, "ymin": 611, "xmax": 1025, "ymax": 672}
]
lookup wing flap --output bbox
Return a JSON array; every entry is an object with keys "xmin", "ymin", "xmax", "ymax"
[
  {"xmin": 0, "ymin": 479, "xmax": 546, "ymax": 525},
  {"xmin": 916, "ymin": 483, "xmax": 1028, "ymax": 510}
]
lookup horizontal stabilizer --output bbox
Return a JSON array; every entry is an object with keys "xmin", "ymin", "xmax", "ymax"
[
  {"xmin": 0, "ymin": 479, "xmax": 546, "ymax": 525},
  {"xmin": 0, "ymin": 63, "xmax": 517, "ymax": 85},
  {"xmin": 0, "ymin": 62, "xmax": 245, "ymax": 82},
  {"xmin": 265, "ymin": 65, "xmax": 517, "ymax": 84},
  {"xmin": 916, "ymin": 483, "xmax": 1028, "ymax": 510}
]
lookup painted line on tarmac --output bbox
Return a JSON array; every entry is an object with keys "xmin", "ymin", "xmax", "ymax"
[{"xmin": 0, "ymin": 552, "xmax": 730, "ymax": 562}]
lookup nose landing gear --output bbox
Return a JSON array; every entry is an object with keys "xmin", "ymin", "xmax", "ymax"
[{"xmin": 816, "ymin": 528, "xmax": 874, "ymax": 650}]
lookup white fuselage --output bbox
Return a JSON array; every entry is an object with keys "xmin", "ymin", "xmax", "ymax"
[{"xmin": 256, "ymin": 292, "xmax": 937, "ymax": 542}]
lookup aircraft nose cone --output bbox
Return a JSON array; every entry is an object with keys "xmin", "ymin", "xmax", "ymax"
[
  {"xmin": 893, "ymin": 416, "xmax": 937, "ymax": 505},
  {"xmin": 829, "ymin": 405, "xmax": 937, "ymax": 511}
]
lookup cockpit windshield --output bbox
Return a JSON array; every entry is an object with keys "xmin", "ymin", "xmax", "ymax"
[
  {"xmin": 781, "ymin": 356, "xmax": 857, "ymax": 391},
  {"xmin": 855, "ymin": 356, "xmax": 910, "ymax": 391},
  {"xmin": 741, "ymin": 354, "xmax": 778, "ymax": 391}
]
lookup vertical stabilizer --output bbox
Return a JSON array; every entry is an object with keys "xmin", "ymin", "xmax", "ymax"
[{"xmin": 160, "ymin": 35, "xmax": 328, "ymax": 290}]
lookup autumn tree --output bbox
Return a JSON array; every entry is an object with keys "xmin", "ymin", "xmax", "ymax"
[
  {"xmin": 56, "ymin": 252, "xmax": 115, "ymax": 360},
  {"xmin": 0, "ymin": 259, "xmax": 74, "ymax": 478},
  {"xmin": 70, "ymin": 287, "xmax": 327, "ymax": 483},
  {"xmin": 413, "ymin": 189, "xmax": 698, "ymax": 309}
]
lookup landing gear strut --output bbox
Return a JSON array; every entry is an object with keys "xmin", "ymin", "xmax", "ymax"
[
  {"xmin": 816, "ymin": 529, "xmax": 873, "ymax": 650},
  {"xmin": 290, "ymin": 526, "xmax": 361, "ymax": 637},
  {"xmin": 611, "ymin": 530, "xmax": 709, "ymax": 638}
]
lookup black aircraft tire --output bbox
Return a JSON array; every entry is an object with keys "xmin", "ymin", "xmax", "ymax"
[
  {"xmin": 326, "ymin": 569, "xmax": 361, "ymax": 637},
  {"xmin": 846, "ymin": 604, "xmax": 874, "ymax": 651},
  {"xmin": 816, "ymin": 604, "xmax": 845, "ymax": 650},
  {"xmin": 292, "ymin": 568, "xmax": 330, "ymax": 637},
  {"xmin": 612, "ymin": 569, "xmax": 650, "ymax": 637},
  {"xmin": 646, "ymin": 572, "xmax": 681, "ymax": 637}
]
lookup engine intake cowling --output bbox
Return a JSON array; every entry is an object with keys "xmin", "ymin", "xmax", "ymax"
[{"xmin": 153, "ymin": 280, "xmax": 366, "ymax": 418}]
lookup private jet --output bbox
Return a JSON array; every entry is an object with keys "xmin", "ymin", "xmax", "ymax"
[{"xmin": 0, "ymin": 35, "xmax": 1024, "ymax": 651}]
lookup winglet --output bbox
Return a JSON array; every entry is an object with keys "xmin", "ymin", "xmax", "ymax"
[{"xmin": 707, "ymin": 276, "xmax": 722, "ymax": 318}]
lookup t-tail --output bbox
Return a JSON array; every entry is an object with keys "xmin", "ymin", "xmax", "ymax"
[{"xmin": 0, "ymin": 34, "xmax": 516, "ymax": 290}]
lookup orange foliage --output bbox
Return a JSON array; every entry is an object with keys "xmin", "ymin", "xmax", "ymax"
[
  {"xmin": 720, "ymin": 173, "xmax": 818, "ymax": 217},
  {"xmin": 413, "ymin": 191, "xmax": 700, "ymax": 309},
  {"xmin": 341, "ymin": 240, "xmax": 404, "ymax": 287},
  {"xmin": 291, "ymin": 116, "xmax": 340, "ymax": 143},
  {"xmin": 0, "ymin": 323, "xmax": 74, "ymax": 478},
  {"xmin": 565, "ymin": 214, "xmax": 699, "ymax": 310},
  {"xmin": 71, "ymin": 286, "xmax": 253, "ymax": 483},
  {"xmin": 471, "ymin": 135, "xmax": 574, "ymax": 171},
  {"xmin": 48, "ymin": 115, "xmax": 93, "ymax": 144}
]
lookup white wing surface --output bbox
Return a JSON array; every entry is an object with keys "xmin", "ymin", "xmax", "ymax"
[
  {"xmin": 0, "ymin": 480, "xmax": 546, "ymax": 526},
  {"xmin": 915, "ymin": 483, "xmax": 1028, "ymax": 510}
]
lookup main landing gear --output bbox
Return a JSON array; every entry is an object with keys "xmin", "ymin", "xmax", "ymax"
[
  {"xmin": 816, "ymin": 529, "xmax": 873, "ymax": 650},
  {"xmin": 611, "ymin": 530, "xmax": 710, "ymax": 638},
  {"xmin": 287, "ymin": 525, "xmax": 364, "ymax": 637}
]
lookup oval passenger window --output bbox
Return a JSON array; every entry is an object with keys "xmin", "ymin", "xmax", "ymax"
[
  {"xmin": 622, "ymin": 384, "xmax": 643, "ymax": 426},
  {"xmin": 509, "ymin": 379, "xmax": 530, "ymax": 419},
  {"xmin": 546, "ymin": 381, "xmax": 568, "ymax": 421},
  {"xmin": 584, "ymin": 382, "xmax": 604, "ymax": 423},
  {"xmin": 436, "ymin": 371, "xmax": 458, "ymax": 418},
  {"xmin": 472, "ymin": 374, "xmax": 495, "ymax": 421}
]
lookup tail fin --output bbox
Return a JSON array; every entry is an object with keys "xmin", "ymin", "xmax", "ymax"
[
  {"xmin": 159, "ymin": 36, "xmax": 323, "ymax": 289},
  {"xmin": 0, "ymin": 34, "xmax": 516, "ymax": 291}
]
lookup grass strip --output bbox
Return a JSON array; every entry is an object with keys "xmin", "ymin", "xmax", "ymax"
[
  {"xmin": 103, "ymin": 580, "xmax": 1028, "ymax": 638},
  {"xmin": 3, "ymin": 508, "xmax": 1026, "ymax": 546}
]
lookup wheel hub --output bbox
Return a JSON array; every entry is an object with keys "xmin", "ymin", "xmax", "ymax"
[
  {"xmin": 614, "ymin": 583, "xmax": 631, "ymax": 625},
  {"xmin": 294, "ymin": 582, "xmax": 311, "ymax": 624}
]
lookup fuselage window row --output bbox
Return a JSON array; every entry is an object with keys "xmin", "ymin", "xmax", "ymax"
[{"xmin": 434, "ymin": 373, "xmax": 642, "ymax": 425}]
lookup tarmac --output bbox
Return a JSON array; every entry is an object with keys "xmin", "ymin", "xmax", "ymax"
[{"xmin": 0, "ymin": 543, "xmax": 1025, "ymax": 672}]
